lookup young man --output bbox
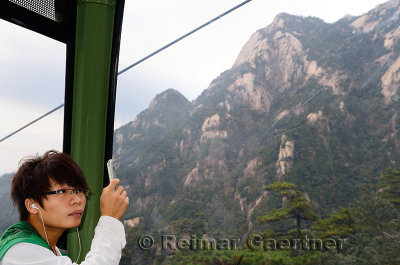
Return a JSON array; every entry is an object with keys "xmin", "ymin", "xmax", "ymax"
[{"xmin": 0, "ymin": 150, "xmax": 129, "ymax": 264}]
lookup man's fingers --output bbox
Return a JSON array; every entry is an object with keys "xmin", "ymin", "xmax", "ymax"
[
  {"xmin": 100, "ymin": 178, "xmax": 129, "ymax": 219},
  {"xmin": 106, "ymin": 178, "xmax": 120, "ymax": 192},
  {"xmin": 114, "ymin": 185, "xmax": 124, "ymax": 194}
]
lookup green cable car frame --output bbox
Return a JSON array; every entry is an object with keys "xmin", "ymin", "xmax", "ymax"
[{"xmin": 0, "ymin": 0, "xmax": 125, "ymax": 261}]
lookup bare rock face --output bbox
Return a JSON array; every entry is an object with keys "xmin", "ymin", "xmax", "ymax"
[
  {"xmin": 276, "ymin": 135, "xmax": 295, "ymax": 180},
  {"xmin": 183, "ymin": 159, "xmax": 228, "ymax": 187},
  {"xmin": 200, "ymin": 114, "xmax": 228, "ymax": 143},
  {"xmin": 231, "ymin": 11, "xmax": 350, "ymax": 110},
  {"xmin": 349, "ymin": 0, "xmax": 400, "ymax": 106},
  {"xmin": 307, "ymin": 111, "xmax": 323, "ymax": 125},
  {"xmin": 115, "ymin": 132, "xmax": 124, "ymax": 155},
  {"xmin": 184, "ymin": 164, "xmax": 201, "ymax": 187},
  {"xmin": 243, "ymin": 158, "xmax": 260, "ymax": 178},
  {"xmin": 233, "ymin": 13, "xmax": 299, "ymax": 68},
  {"xmin": 233, "ymin": 31, "xmax": 264, "ymax": 68},
  {"xmin": 351, "ymin": 0, "xmax": 400, "ymax": 33},
  {"xmin": 234, "ymin": 157, "xmax": 268, "ymax": 232},
  {"xmin": 383, "ymin": 23, "xmax": 400, "ymax": 49},
  {"xmin": 227, "ymin": 73, "xmax": 272, "ymax": 112},
  {"xmin": 124, "ymin": 217, "xmax": 142, "ymax": 228},
  {"xmin": 305, "ymin": 61, "xmax": 324, "ymax": 79},
  {"xmin": 233, "ymin": 28, "xmax": 305, "ymax": 93},
  {"xmin": 351, "ymin": 14, "xmax": 380, "ymax": 33},
  {"xmin": 381, "ymin": 55, "xmax": 400, "ymax": 104}
]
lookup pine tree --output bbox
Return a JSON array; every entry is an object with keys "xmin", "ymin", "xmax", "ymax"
[
  {"xmin": 312, "ymin": 207, "xmax": 355, "ymax": 239},
  {"xmin": 378, "ymin": 167, "xmax": 400, "ymax": 206},
  {"xmin": 257, "ymin": 182, "xmax": 318, "ymax": 240}
]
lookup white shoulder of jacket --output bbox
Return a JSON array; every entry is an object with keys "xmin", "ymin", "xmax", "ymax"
[{"xmin": 0, "ymin": 216, "xmax": 126, "ymax": 265}]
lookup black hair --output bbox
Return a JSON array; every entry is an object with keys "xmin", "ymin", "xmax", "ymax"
[{"xmin": 11, "ymin": 150, "xmax": 89, "ymax": 220}]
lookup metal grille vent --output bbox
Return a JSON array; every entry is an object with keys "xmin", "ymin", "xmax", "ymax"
[{"xmin": 9, "ymin": 0, "xmax": 56, "ymax": 21}]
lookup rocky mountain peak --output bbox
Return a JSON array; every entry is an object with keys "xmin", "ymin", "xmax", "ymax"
[
  {"xmin": 148, "ymin": 88, "xmax": 190, "ymax": 112},
  {"xmin": 270, "ymin": 12, "xmax": 323, "ymax": 29},
  {"xmin": 110, "ymin": 0, "xmax": 400, "ymax": 244},
  {"xmin": 349, "ymin": 0, "xmax": 400, "ymax": 34},
  {"xmin": 232, "ymin": 13, "xmax": 325, "ymax": 69},
  {"xmin": 113, "ymin": 89, "xmax": 191, "ymax": 159},
  {"xmin": 374, "ymin": 0, "xmax": 400, "ymax": 15}
]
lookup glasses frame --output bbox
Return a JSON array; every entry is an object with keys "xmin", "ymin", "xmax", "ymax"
[{"xmin": 44, "ymin": 188, "xmax": 90, "ymax": 198}]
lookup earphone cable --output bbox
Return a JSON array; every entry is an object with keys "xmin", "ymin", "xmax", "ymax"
[
  {"xmin": 76, "ymin": 228, "xmax": 81, "ymax": 263},
  {"xmin": 37, "ymin": 207, "xmax": 82, "ymax": 260},
  {"xmin": 37, "ymin": 208, "xmax": 52, "ymax": 252}
]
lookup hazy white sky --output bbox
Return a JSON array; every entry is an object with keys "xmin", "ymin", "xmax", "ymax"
[{"xmin": 0, "ymin": 0, "xmax": 390, "ymax": 175}]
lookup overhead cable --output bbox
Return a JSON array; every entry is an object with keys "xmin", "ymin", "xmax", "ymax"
[
  {"xmin": 0, "ymin": 104, "xmax": 64, "ymax": 143},
  {"xmin": 118, "ymin": 0, "xmax": 253, "ymax": 75},
  {"xmin": 0, "ymin": 0, "xmax": 253, "ymax": 143}
]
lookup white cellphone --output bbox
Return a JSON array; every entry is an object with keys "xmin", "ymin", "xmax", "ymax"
[{"xmin": 107, "ymin": 159, "xmax": 116, "ymax": 182}]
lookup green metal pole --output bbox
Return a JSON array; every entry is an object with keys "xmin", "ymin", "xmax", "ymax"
[{"xmin": 67, "ymin": 0, "xmax": 116, "ymax": 262}]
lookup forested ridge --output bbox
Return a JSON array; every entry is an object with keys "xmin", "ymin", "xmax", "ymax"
[
  {"xmin": 114, "ymin": 1, "xmax": 400, "ymax": 263},
  {"xmin": 1, "ymin": 1, "xmax": 400, "ymax": 264}
]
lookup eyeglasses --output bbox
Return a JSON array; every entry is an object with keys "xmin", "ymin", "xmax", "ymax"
[{"xmin": 45, "ymin": 188, "xmax": 89, "ymax": 199}]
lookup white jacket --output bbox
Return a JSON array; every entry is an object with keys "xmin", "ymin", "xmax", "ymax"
[{"xmin": 0, "ymin": 216, "xmax": 126, "ymax": 265}]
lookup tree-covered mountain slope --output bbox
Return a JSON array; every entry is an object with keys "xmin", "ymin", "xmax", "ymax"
[
  {"xmin": 113, "ymin": 0, "xmax": 400, "ymax": 239},
  {"xmin": 0, "ymin": 2, "xmax": 399, "ymax": 250},
  {"xmin": 0, "ymin": 173, "xmax": 18, "ymax": 232}
]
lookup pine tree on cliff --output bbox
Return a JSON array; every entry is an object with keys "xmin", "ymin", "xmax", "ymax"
[{"xmin": 257, "ymin": 182, "xmax": 318, "ymax": 240}]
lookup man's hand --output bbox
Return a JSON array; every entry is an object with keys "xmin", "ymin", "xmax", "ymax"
[{"xmin": 100, "ymin": 179, "xmax": 129, "ymax": 220}]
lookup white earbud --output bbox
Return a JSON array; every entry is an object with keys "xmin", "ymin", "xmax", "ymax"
[{"xmin": 31, "ymin": 203, "xmax": 51, "ymax": 251}]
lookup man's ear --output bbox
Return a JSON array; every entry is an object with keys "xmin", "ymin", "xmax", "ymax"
[{"xmin": 25, "ymin": 199, "xmax": 39, "ymax": 214}]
